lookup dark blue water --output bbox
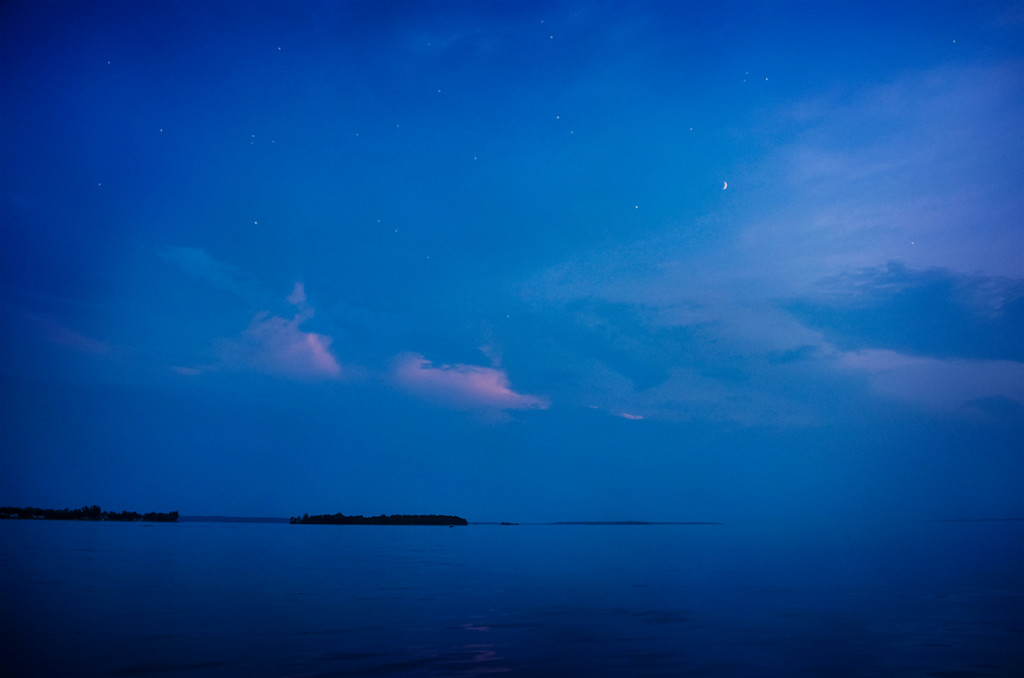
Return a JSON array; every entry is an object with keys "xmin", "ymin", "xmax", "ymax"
[{"xmin": 1, "ymin": 519, "xmax": 1021, "ymax": 677}]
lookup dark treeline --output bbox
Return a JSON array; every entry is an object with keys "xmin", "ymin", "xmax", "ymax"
[
  {"xmin": 0, "ymin": 505, "xmax": 179, "ymax": 522},
  {"xmin": 290, "ymin": 512, "xmax": 467, "ymax": 526}
]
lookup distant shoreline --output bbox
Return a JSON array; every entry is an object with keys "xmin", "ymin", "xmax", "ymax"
[
  {"xmin": 0, "ymin": 510, "xmax": 725, "ymax": 526},
  {"xmin": 180, "ymin": 515, "xmax": 290, "ymax": 523},
  {"xmin": 549, "ymin": 521, "xmax": 722, "ymax": 525},
  {"xmin": 1, "ymin": 506, "xmax": 178, "ymax": 522},
  {"xmin": 920, "ymin": 518, "xmax": 1024, "ymax": 523},
  {"xmin": 184, "ymin": 517, "xmax": 723, "ymax": 525},
  {"xmin": 474, "ymin": 521, "xmax": 724, "ymax": 526},
  {"xmin": 8, "ymin": 514, "xmax": 1020, "ymax": 526}
]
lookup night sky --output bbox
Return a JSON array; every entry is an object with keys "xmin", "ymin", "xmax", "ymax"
[{"xmin": 2, "ymin": 1, "xmax": 1021, "ymax": 522}]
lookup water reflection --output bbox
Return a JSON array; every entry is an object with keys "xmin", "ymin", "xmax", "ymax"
[
  {"xmin": 1, "ymin": 521, "xmax": 1021, "ymax": 677},
  {"xmin": 304, "ymin": 643, "xmax": 511, "ymax": 677}
]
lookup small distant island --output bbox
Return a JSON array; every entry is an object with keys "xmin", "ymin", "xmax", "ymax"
[
  {"xmin": 0, "ymin": 505, "xmax": 179, "ymax": 522},
  {"xmin": 290, "ymin": 512, "xmax": 467, "ymax": 526}
]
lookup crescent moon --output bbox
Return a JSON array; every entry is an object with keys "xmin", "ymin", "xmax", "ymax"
[{"xmin": 723, "ymin": 181, "xmax": 728, "ymax": 190}]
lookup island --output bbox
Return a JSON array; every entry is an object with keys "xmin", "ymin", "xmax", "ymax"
[
  {"xmin": 0, "ymin": 505, "xmax": 179, "ymax": 522},
  {"xmin": 290, "ymin": 512, "xmax": 467, "ymax": 526}
]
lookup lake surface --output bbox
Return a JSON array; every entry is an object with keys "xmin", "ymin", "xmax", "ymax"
[{"xmin": 1, "ymin": 519, "xmax": 1021, "ymax": 677}]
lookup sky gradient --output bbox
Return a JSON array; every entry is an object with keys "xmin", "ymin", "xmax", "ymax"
[{"xmin": 2, "ymin": 0, "xmax": 1022, "ymax": 522}]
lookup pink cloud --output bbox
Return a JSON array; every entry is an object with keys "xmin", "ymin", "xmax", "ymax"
[
  {"xmin": 220, "ymin": 284, "xmax": 342, "ymax": 380},
  {"xmin": 233, "ymin": 313, "xmax": 341, "ymax": 379},
  {"xmin": 394, "ymin": 353, "xmax": 548, "ymax": 411},
  {"xmin": 619, "ymin": 412, "xmax": 645, "ymax": 420}
]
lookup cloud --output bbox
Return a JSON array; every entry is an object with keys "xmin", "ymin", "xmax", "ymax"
[
  {"xmin": 28, "ymin": 314, "xmax": 111, "ymax": 355},
  {"xmin": 511, "ymin": 61, "xmax": 1023, "ymax": 426},
  {"xmin": 3, "ymin": 304, "xmax": 113, "ymax": 356},
  {"xmin": 742, "ymin": 61, "xmax": 1024, "ymax": 281},
  {"xmin": 219, "ymin": 285, "xmax": 342, "ymax": 380},
  {"xmin": 832, "ymin": 348, "xmax": 1024, "ymax": 413},
  {"xmin": 159, "ymin": 250, "xmax": 344, "ymax": 381},
  {"xmin": 787, "ymin": 263, "xmax": 1024, "ymax": 361},
  {"xmin": 159, "ymin": 246, "xmax": 259, "ymax": 298},
  {"xmin": 502, "ymin": 294, "xmax": 839, "ymax": 425},
  {"xmin": 393, "ymin": 353, "xmax": 548, "ymax": 411},
  {"xmin": 962, "ymin": 395, "xmax": 1024, "ymax": 420},
  {"xmin": 584, "ymin": 361, "xmax": 823, "ymax": 427},
  {"xmin": 240, "ymin": 315, "xmax": 340, "ymax": 378},
  {"xmin": 286, "ymin": 282, "xmax": 307, "ymax": 306},
  {"xmin": 523, "ymin": 61, "xmax": 1023, "ymax": 312}
]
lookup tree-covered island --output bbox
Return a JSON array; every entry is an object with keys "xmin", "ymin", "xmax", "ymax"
[
  {"xmin": 290, "ymin": 512, "xmax": 467, "ymax": 526},
  {"xmin": 0, "ymin": 505, "xmax": 179, "ymax": 522}
]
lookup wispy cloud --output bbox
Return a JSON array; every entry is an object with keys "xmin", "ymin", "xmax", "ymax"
[
  {"xmin": 512, "ymin": 60, "xmax": 1024, "ymax": 425},
  {"xmin": 744, "ymin": 60, "xmax": 1024, "ymax": 281},
  {"xmin": 832, "ymin": 348, "xmax": 1024, "ymax": 413},
  {"xmin": 525, "ymin": 61, "xmax": 1023, "ymax": 307},
  {"xmin": 28, "ymin": 312, "xmax": 110, "ymax": 355},
  {"xmin": 159, "ymin": 246, "xmax": 260, "ymax": 298},
  {"xmin": 393, "ymin": 353, "xmax": 548, "ymax": 412},
  {"xmin": 286, "ymin": 282, "xmax": 307, "ymax": 306}
]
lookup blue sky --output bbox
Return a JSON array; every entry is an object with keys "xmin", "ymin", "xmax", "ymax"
[{"xmin": 2, "ymin": 0, "xmax": 1022, "ymax": 522}]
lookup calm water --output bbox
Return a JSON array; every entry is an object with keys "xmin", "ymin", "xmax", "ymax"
[{"xmin": 1, "ymin": 519, "xmax": 1021, "ymax": 677}]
